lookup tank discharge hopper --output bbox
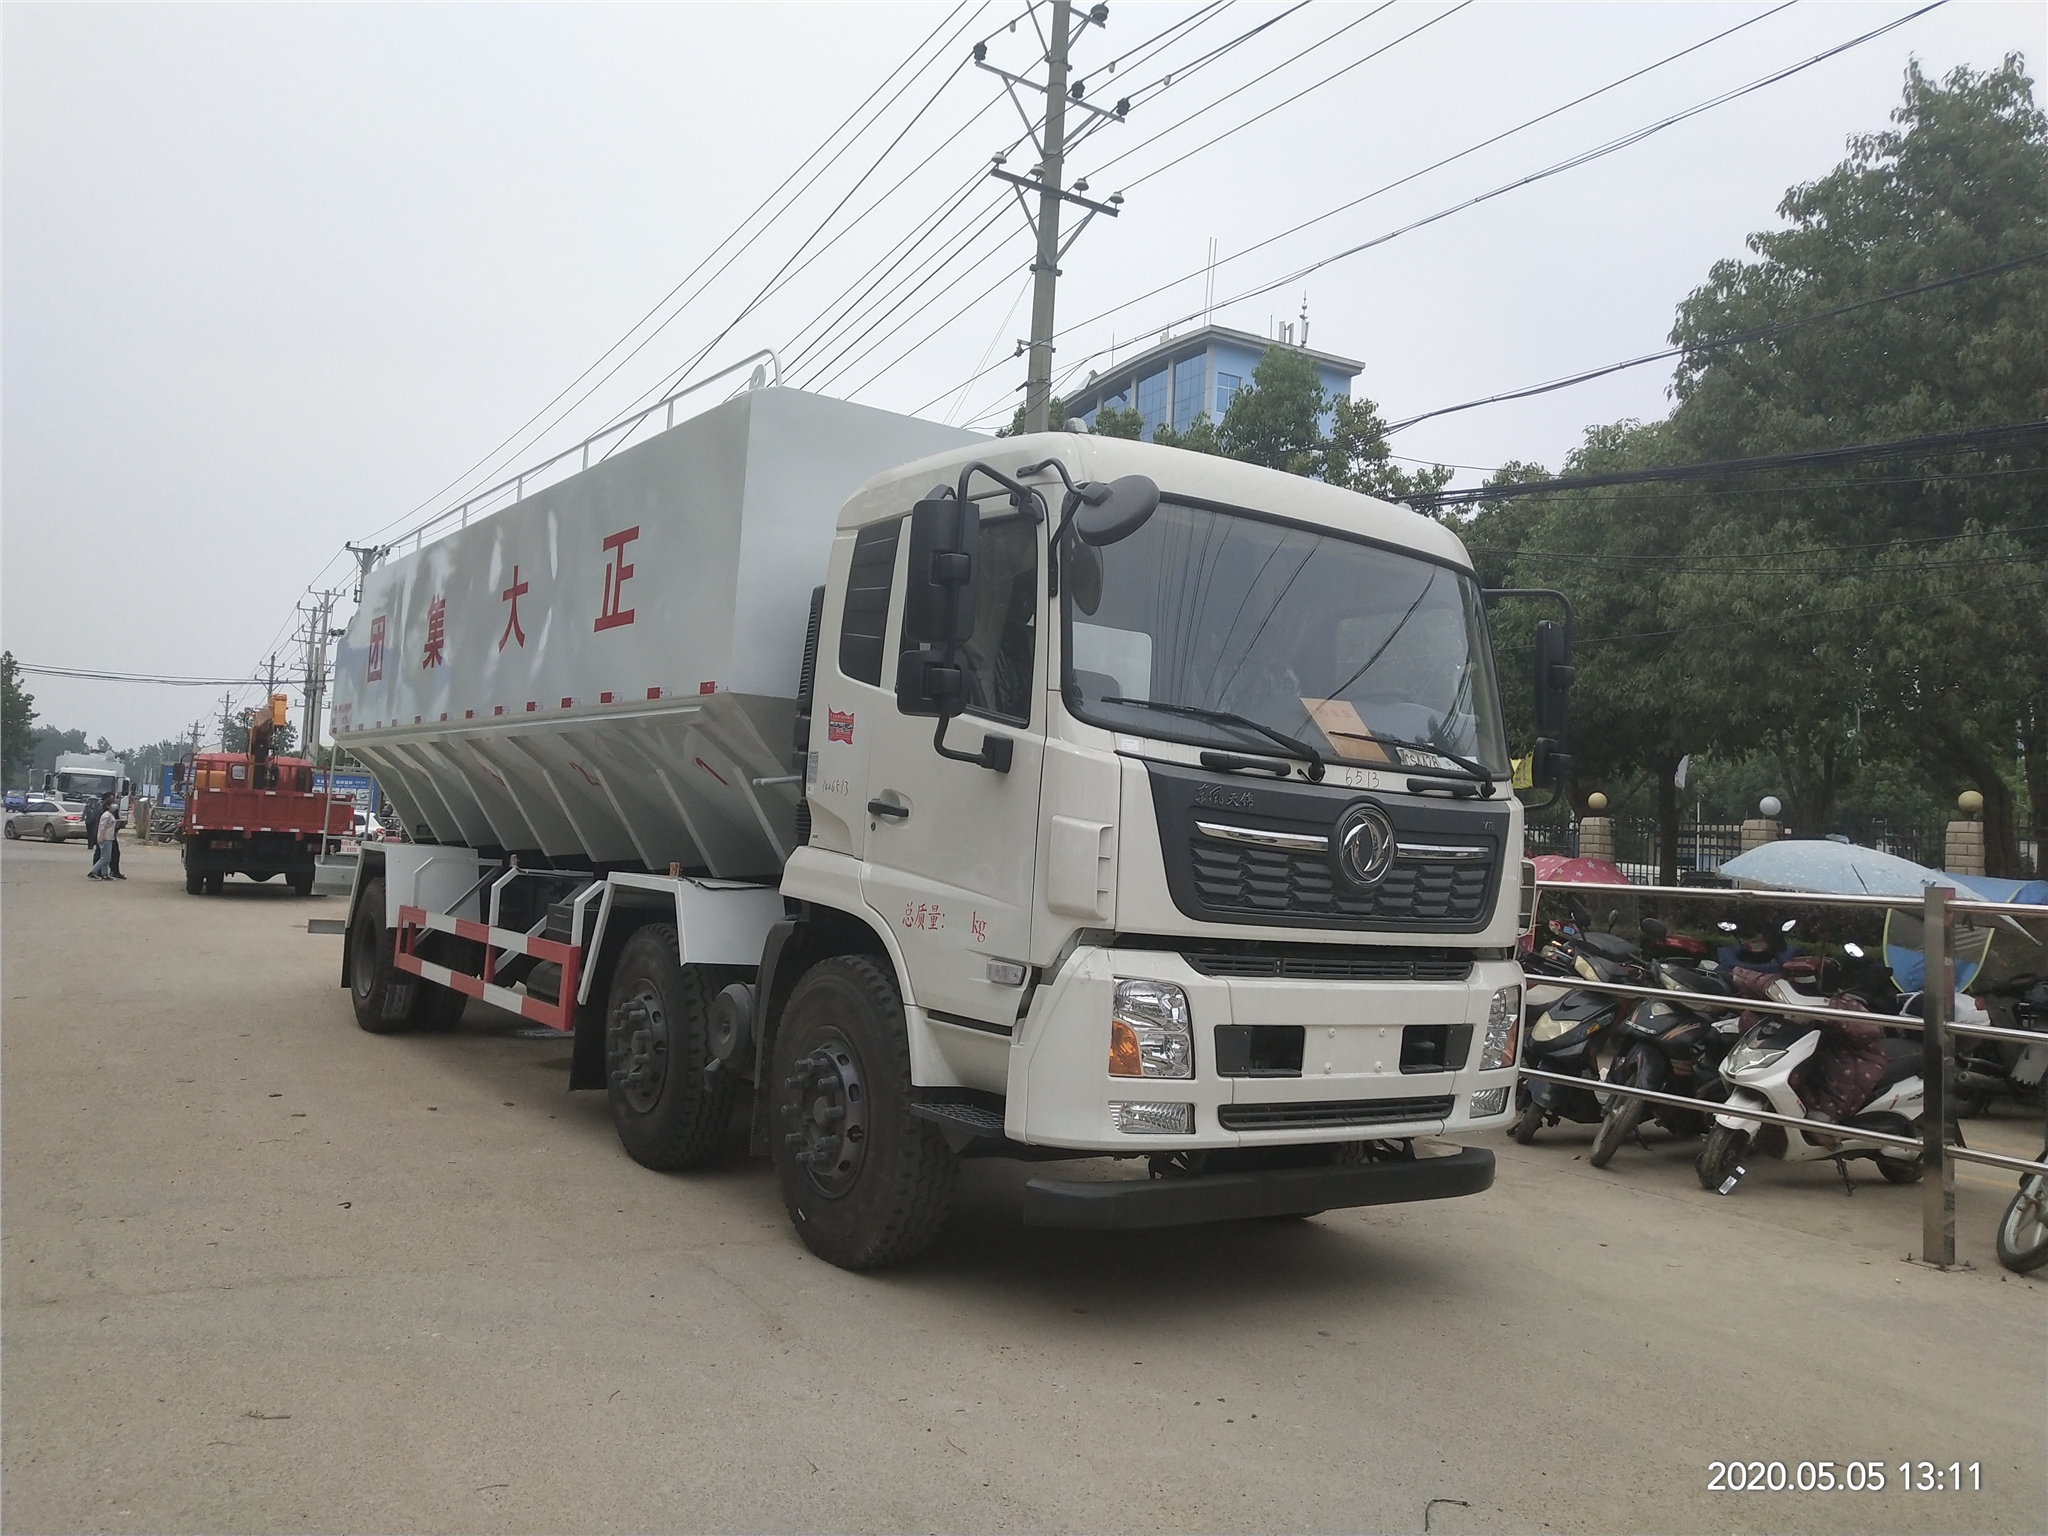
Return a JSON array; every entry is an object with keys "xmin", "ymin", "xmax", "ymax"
[{"xmin": 333, "ymin": 387, "xmax": 978, "ymax": 877}]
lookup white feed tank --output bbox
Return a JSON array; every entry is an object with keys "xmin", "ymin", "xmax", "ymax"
[{"xmin": 333, "ymin": 386, "xmax": 979, "ymax": 878}]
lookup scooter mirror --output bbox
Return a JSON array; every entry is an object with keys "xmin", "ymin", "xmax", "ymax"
[
  {"xmin": 1640, "ymin": 916, "xmax": 1668, "ymax": 941},
  {"xmin": 1843, "ymin": 942, "xmax": 1865, "ymax": 958},
  {"xmin": 1717, "ymin": 920, "xmax": 1738, "ymax": 933},
  {"xmin": 1781, "ymin": 918, "xmax": 1799, "ymax": 933}
]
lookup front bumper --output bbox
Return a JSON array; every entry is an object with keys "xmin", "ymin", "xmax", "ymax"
[
  {"xmin": 1024, "ymin": 1146, "xmax": 1495, "ymax": 1228},
  {"xmin": 1007, "ymin": 945, "xmax": 1522, "ymax": 1151}
]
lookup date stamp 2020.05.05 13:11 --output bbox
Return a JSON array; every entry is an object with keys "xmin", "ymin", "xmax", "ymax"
[{"xmin": 1708, "ymin": 1461, "xmax": 1982, "ymax": 1494}]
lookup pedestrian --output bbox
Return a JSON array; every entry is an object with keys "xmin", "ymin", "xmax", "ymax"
[
  {"xmin": 89, "ymin": 800, "xmax": 117, "ymax": 880},
  {"xmin": 105, "ymin": 798, "xmax": 125, "ymax": 879},
  {"xmin": 82, "ymin": 793, "xmax": 102, "ymax": 865}
]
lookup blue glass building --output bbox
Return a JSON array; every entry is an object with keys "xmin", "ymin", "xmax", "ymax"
[{"xmin": 1063, "ymin": 323, "xmax": 1363, "ymax": 440}]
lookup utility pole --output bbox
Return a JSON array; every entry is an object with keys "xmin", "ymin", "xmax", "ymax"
[
  {"xmin": 1022, "ymin": 0, "xmax": 1072, "ymax": 435},
  {"xmin": 219, "ymin": 692, "xmax": 235, "ymax": 752},
  {"xmin": 345, "ymin": 543, "xmax": 388, "ymax": 604},
  {"xmin": 978, "ymin": 2, "xmax": 1125, "ymax": 434}
]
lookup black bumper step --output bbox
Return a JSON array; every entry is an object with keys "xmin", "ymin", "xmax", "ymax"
[{"xmin": 1022, "ymin": 1146, "xmax": 1494, "ymax": 1229}]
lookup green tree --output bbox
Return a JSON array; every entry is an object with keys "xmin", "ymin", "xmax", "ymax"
[
  {"xmin": 1663, "ymin": 55, "xmax": 2048, "ymax": 873},
  {"xmin": 1089, "ymin": 401, "xmax": 1145, "ymax": 439},
  {"xmin": 222, "ymin": 709, "xmax": 297, "ymax": 757},
  {"xmin": 1, "ymin": 652, "xmax": 35, "ymax": 782}
]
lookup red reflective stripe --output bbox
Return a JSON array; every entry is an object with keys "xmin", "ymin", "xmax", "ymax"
[{"xmin": 453, "ymin": 917, "xmax": 491, "ymax": 944}]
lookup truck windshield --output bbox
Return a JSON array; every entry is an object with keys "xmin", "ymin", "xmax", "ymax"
[{"xmin": 1063, "ymin": 499, "xmax": 1509, "ymax": 777}]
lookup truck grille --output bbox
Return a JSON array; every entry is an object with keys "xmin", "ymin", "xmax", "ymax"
[
  {"xmin": 1190, "ymin": 839, "xmax": 1493, "ymax": 924},
  {"xmin": 1180, "ymin": 946, "xmax": 1473, "ymax": 982},
  {"xmin": 1218, "ymin": 1094, "xmax": 1454, "ymax": 1132}
]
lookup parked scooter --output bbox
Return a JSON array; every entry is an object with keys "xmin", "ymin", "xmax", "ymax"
[
  {"xmin": 1927, "ymin": 975, "xmax": 2048, "ymax": 1118},
  {"xmin": 1995, "ymin": 1144, "xmax": 2048, "ymax": 1274},
  {"xmin": 1512, "ymin": 913, "xmax": 1652, "ymax": 1144},
  {"xmin": 1697, "ymin": 956, "xmax": 1926, "ymax": 1192},
  {"xmin": 1587, "ymin": 918, "xmax": 1743, "ymax": 1168}
]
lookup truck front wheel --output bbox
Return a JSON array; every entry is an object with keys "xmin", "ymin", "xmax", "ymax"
[
  {"xmin": 771, "ymin": 956, "xmax": 957, "ymax": 1270},
  {"xmin": 604, "ymin": 926, "xmax": 735, "ymax": 1170},
  {"xmin": 349, "ymin": 877, "xmax": 418, "ymax": 1033}
]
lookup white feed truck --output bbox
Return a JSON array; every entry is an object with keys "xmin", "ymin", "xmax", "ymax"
[{"xmin": 333, "ymin": 383, "xmax": 1573, "ymax": 1268}]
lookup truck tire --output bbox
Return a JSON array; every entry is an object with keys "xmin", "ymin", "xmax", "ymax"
[
  {"xmin": 185, "ymin": 861, "xmax": 204, "ymax": 895},
  {"xmin": 411, "ymin": 981, "xmax": 468, "ymax": 1031},
  {"xmin": 349, "ymin": 877, "xmax": 418, "ymax": 1033},
  {"xmin": 205, "ymin": 872, "xmax": 224, "ymax": 895},
  {"xmin": 604, "ymin": 926, "xmax": 735, "ymax": 1171},
  {"xmin": 771, "ymin": 955, "xmax": 957, "ymax": 1270},
  {"xmin": 289, "ymin": 871, "xmax": 315, "ymax": 897}
]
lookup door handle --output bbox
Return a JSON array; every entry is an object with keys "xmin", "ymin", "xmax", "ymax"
[{"xmin": 867, "ymin": 798, "xmax": 910, "ymax": 820}]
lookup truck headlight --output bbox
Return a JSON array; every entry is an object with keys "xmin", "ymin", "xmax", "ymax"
[
  {"xmin": 1109, "ymin": 978, "xmax": 1193, "ymax": 1078},
  {"xmin": 1478, "ymin": 985, "xmax": 1521, "ymax": 1070}
]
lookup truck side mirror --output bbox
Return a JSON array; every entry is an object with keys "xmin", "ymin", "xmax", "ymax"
[
  {"xmin": 1531, "ymin": 737, "xmax": 1571, "ymax": 798},
  {"xmin": 1071, "ymin": 474, "xmax": 1159, "ymax": 546},
  {"xmin": 894, "ymin": 646, "xmax": 965, "ymax": 719},
  {"xmin": 1534, "ymin": 619, "xmax": 1573, "ymax": 740},
  {"xmin": 901, "ymin": 494, "xmax": 980, "ymax": 646}
]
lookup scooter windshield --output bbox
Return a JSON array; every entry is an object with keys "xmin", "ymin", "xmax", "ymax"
[{"xmin": 1062, "ymin": 498, "xmax": 1509, "ymax": 777}]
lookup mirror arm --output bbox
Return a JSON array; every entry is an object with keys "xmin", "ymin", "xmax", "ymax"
[
  {"xmin": 955, "ymin": 461, "xmax": 1048, "ymax": 524},
  {"xmin": 933, "ymin": 717, "xmax": 1013, "ymax": 774}
]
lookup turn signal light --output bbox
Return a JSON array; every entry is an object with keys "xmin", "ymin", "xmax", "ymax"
[{"xmin": 1109, "ymin": 1018, "xmax": 1143, "ymax": 1077}]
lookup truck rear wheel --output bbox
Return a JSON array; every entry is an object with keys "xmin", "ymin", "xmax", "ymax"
[
  {"xmin": 604, "ymin": 926, "xmax": 735, "ymax": 1170},
  {"xmin": 771, "ymin": 955, "xmax": 956, "ymax": 1270},
  {"xmin": 349, "ymin": 877, "xmax": 418, "ymax": 1033},
  {"xmin": 289, "ymin": 871, "xmax": 314, "ymax": 897},
  {"xmin": 184, "ymin": 859, "xmax": 203, "ymax": 895}
]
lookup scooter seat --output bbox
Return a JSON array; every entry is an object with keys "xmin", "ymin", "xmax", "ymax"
[
  {"xmin": 1579, "ymin": 932, "xmax": 1638, "ymax": 964},
  {"xmin": 1874, "ymin": 1038, "xmax": 1923, "ymax": 1094}
]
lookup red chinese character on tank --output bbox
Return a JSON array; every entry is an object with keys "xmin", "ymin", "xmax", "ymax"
[
  {"xmin": 595, "ymin": 527, "xmax": 639, "ymax": 631},
  {"xmin": 499, "ymin": 566, "xmax": 529, "ymax": 651},
  {"xmin": 421, "ymin": 596, "xmax": 447, "ymax": 668},
  {"xmin": 367, "ymin": 616, "xmax": 386, "ymax": 681}
]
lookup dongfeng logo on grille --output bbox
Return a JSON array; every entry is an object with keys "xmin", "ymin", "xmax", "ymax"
[{"xmin": 1334, "ymin": 803, "xmax": 1395, "ymax": 887}]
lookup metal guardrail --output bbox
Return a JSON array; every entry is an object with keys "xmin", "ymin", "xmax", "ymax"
[
  {"xmin": 1528, "ymin": 878, "xmax": 2048, "ymax": 1267},
  {"xmin": 399, "ymin": 349, "xmax": 783, "ymax": 553}
]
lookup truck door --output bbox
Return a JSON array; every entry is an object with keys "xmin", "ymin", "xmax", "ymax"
[{"xmin": 860, "ymin": 509, "xmax": 1046, "ymax": 1034}]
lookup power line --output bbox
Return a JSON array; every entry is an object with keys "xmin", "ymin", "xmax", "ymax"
[
  {"xmin": 1416, "ymin": 418, "xmax": 2048, "ymax": 508},
  {"xmin": 367, "ymin": 0, "xmax": 992, "ymax": 542},
  {"xmin": 920, "ymin": 0, "xmax": 1887, "ymax": 414},
  {"xmin": 1388, "ymin": 248, "xmax": 2048, "ymax": 433},
  {"xmin": 1096, "ymin": 1, "xmax": 1455, "ymax": 192},
  {"xmin": 1473, "ymin": 518, "xmax": 2048, "ymax": 563},
  {"xmin": 1577, "ymin": 567, "xmax": 2048, "ymax": 645},
  {"xmin": 1453, "ymin": 462, "xmax": 2048, "ymax": 506},
  {"xmin": 17, "ymin": 665, "xmax": 272, "ymax": 687}
]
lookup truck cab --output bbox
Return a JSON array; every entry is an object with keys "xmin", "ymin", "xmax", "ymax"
[{"xmin": 786, "ymin": 435, "xmax": 1532, "ymax": 1165}]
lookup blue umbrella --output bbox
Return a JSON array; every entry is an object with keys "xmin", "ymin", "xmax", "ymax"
[{"xmin": 1717, "ymin": 839, "xmax": 1956, "ymax": 898}]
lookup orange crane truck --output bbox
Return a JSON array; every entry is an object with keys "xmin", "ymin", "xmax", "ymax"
[{"xmin": 176, "ymin": 695, "xmax": 353, "ymax": 895}]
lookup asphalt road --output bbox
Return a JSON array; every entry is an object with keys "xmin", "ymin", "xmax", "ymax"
[{"xmin": 4, "ymin": 836, "xmax": 2044, "ymax": 1534}]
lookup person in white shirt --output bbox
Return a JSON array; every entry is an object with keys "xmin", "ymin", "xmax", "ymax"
[{"xmin": 89, "ymin": 807, "xmax": 117, "ymax": 880}]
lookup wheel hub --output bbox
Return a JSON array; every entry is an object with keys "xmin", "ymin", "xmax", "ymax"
[
  {"xmin": 608, "ymin": 985, "xmax": 669, "ymax": 1114},
  {"xmin": 781, "ymin": 1031, "xmax": 868, "ymax": 1196}
]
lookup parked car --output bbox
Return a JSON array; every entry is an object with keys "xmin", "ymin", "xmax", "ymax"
[
  {"xmin": 4, "ymin": 788, "xmax": 27, "ymax": 812},
  {"xmin": 5, "ymin": 797, "xmax": 88, "ymax": 842}
]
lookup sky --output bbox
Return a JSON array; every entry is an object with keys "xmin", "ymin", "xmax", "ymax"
[{"xmin": 4, "ymin": 0, "xmax": 2040, "ymax": 753}]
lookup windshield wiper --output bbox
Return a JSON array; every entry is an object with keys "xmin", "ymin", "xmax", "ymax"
[
  {"xmin": 1321, "ymin": 729, "xmax": 1497, "ymax": 784},
  {"xmin": 1101, "ymin": 697, "xmax": 1326, "ymax": 781}
]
